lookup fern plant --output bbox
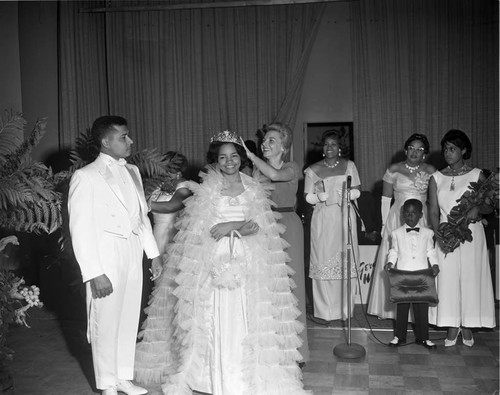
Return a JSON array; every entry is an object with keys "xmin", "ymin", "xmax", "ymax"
[
  {"xmin": 0, "ymin": 111, "xmax": 62, "ymax": 234},
  {"xmin": 0, "ymin": 112, "xmax": 181, "ymax": 238}
]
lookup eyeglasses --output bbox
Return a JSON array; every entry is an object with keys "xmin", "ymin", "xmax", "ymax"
[{"xmin": 407, "ymin": 146, "xmax": 425, "ymax": 152}]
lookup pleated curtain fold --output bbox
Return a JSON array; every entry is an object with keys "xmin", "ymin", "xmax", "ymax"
[
  {"xmin": 58, "ymin": 1, "xmax": 325, "ymax": 166},
  {"xmin": 350, "ymin": 0, "xmax": 498, "ymax": 190}
]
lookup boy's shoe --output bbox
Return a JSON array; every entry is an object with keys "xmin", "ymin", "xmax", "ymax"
[
  {"xmin": 419, "ymin": 339, "xmax": 437, "ymax": 349},
  {"xmin": 389, "ymin": 336, "xmax": 406, "ymax": 347}
]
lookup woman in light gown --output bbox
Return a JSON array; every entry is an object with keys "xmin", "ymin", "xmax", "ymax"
[
  {"xmin": 149, "ymin": 151, "xmax": 191, "ymax": 255},
  {"xmin": 135, "ymin": 131, "xmax": 308, "ymax": 395},
  {"xmin": 135, "ymin": 151, "xmax": 191, "ymax": 384},
  {"xmin": 241, "ymin": 122, "xmax": 309, "ymax": 365},
  {"xmin": 428, "ymin": 129, "xmax": 495, "ymax": 347},
  {"xmin": 367, "ymin": 133, "xmax": 435, "ymax": 320},
  {"xmin": 304, "ymin": 129, "xmax": 361, "ymax": 321}
]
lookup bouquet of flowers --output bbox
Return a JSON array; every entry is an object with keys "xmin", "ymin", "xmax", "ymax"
[
  {"xmin": 0, "ymin": 236, "xmax": 43, "ymax": 371},
  {"xmin": 436, "ymin": 171, "xmax": 499, "ymax": 255}
]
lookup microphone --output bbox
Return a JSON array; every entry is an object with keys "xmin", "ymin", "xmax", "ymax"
[{"xmin": 345, "ymin": 175, "xmax": 351, "ymax": 201}]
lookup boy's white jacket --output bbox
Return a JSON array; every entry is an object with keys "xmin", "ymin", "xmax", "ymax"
[{"xmin": 388, "ymin": 226, "xmax": 438, "ymax": 271}]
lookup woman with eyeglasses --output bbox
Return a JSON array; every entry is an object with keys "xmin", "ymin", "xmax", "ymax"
[{"xmin": 367, "ymin": 133, "xmax": 436, "ymax": 320}]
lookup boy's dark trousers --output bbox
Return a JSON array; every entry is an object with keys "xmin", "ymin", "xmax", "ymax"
[{"xmin": 395, "ymin": 302, "xmax": 429, "ymax": 342}]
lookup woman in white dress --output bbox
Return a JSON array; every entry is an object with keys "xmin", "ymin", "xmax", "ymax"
[
  {"xmin": 367, "ymin": 134, "xmax": 436, "ymax": 320},
  {"xmin": 148, "ymin": 151, "xmax": 191, "ymax": 255},
  {"xmin": 428, "ymin": 129, "xmax": 495, "ymax": 347},
  {"xmin": 135, "ymin": 131, "xmax": 308, "ymax": 395},
  {"xmin": 304, "ymin": 129, "xmax": 361, "ymax": 321}
]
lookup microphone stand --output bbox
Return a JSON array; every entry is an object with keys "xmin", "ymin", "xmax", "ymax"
[{"xmin": 333, "ymin": 181, "xmax": 366, "ymax": 359}]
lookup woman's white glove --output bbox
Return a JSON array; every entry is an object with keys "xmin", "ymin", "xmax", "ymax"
[
  {"xmin": 349, "ymin": 189, "xmax": 361, "ymax": 200},
  {"xmin": 337, "ymin": 188, "xmax": 361, "ymax": 201},
  {"xmin": 318, "ymin": 192, "xmax": 329, "ymax": 202},
  {"xmin": 381, "ymin": 196, "xmax": 391, "ymax": 226},
  {"xmin": 306, "ymin": 192, "xmax": 328, "ymax": 205}
]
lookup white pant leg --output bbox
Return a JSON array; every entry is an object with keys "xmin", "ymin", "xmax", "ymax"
[{"xmin": 88, "ymin": 234, "xmax": 143, "ymax": 390}]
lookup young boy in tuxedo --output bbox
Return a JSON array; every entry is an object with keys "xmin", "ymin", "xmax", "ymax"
[{"xmin": 385, "ymin": 199, "xmax": 439, "ymax": 349}]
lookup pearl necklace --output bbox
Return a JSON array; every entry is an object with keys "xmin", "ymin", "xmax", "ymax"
[
  {"xmin": 447, "ymin": 163, "xmax": 469, "ymax": 191},
  {"xmin": 324, "ymin": 159, "xmax": 340, "ymax": 169},
  {"xmin": 405, "ymin": 162, "xmax": 420, "ymax": 174}
]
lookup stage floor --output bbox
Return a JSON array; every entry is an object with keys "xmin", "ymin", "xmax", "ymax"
[{"xmin": 6, "ymin": 305, "xmax": 499, "ymax": 394}]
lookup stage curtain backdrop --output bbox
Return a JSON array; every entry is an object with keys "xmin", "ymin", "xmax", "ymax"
[
  {"xmin": 350, "ymin": 0, "xmax": 499, "ymax": 191},
  {"xmin": 58, "ymin": 1, "xmax": 325, "ymax": 166}
]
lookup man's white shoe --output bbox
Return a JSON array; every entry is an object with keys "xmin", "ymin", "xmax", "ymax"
[
  {"xmin": 101, "ymin": 387, "xmax": 118, "ymax": 395},
  {"xmin": 116, "ymin": 380, "xmax": 148, "ymax": 395}
]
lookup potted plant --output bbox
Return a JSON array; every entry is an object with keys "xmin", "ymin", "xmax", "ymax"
[{"xmin": 0, "ymin": 111, "xmax": 59, "ymax": 390}]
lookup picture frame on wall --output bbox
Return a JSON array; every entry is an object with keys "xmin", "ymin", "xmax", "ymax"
[{"xmin": 303, "ymin": 122, "xmax": 354, "ymax": 168}]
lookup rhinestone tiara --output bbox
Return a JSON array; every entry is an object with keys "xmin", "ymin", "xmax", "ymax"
[{"xmin": 210, "ymin": 130, "xmax": 242, "ymax": 146}]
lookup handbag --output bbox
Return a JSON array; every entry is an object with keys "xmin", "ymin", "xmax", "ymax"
[{"xmin": 387, "ymin": 263, "xmax": 439, "ymax": 305}]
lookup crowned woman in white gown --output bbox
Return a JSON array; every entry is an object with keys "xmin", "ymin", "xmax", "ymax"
[
  {"xmin": 135, "ymin": 132, "xmax": 308, "ymax": 395},
  {"xmin": 367, "ymin": 134, "xmax": 435, "ymax": 320}
]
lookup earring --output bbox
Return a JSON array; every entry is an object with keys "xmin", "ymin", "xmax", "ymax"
[{"xmin": 322, "ymin": 153, "xmax": 325, "ymax": 157}]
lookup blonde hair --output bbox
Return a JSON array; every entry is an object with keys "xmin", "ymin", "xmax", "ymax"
[{"xmin": 266, "ymin": 123, "xmax": 293, "ymax": 160}]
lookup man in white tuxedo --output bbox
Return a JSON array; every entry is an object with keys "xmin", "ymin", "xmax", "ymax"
[
  {"xmin": 385, "ymin": 199, "xmax": 439, "ymax": 349},
  {"xmin": 68, "ymin": 116, "xmax": 162, "ymax": 395}
]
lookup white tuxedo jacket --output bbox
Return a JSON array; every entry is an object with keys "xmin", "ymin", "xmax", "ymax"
[
  {"xmin": 387, "ymin": 225, "xmax": 438, "ymax": 271},
  {"xmin": 68, "ymin": 155, "xmax": 159, "ymax": 282}
]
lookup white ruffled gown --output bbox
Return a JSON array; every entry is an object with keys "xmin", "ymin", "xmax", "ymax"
[
  {"xmin": 188, "ymin": 194, "xmax": 250, "ymax": 393},
  {"xmin": 135, "ymin": 169, "xmax": 309, "ymax": 395}
]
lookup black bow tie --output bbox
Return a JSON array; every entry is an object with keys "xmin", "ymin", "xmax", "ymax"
[{"xmin": 406, "ymin": 227, "xmax": 420, "ymax": 233}]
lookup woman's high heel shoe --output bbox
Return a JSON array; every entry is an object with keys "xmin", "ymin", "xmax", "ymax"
[
  {"xmin": 444, "ymin": 328, "xmax": 461, "ymax": 347},
  {"xmin": 462, "ymin": 329, "xmax": 474, "ymax": 347}
]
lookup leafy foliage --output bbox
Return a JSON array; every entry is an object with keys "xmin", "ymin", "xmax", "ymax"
[
  {"xmin": 0, "ymin": 263, "xmax": 16, "ymax": 368},
  {"xmin": 0, "ymin": 112, "xmax": 62, "ymax": 234},
  {"xmin": 128, "ymin": 148, "xmax": 179, "ymax": 199},
  {"xmin": 436, "ymin": 171, "xmax": 499, "ymax": 255},
  {"xmin": 0, "ymin": 111, "xmax": 185, "ymax": 235},
  {"xmin": 69, "ymin": 128, "xmax": 100, "ymax": 171},
  {"xmin": 0, "ymin": 111, "xmax": 24, "ymax": 162},
  {"xmin": 0, "ymin": 236, "xmax": 43, "ymax": 375}
]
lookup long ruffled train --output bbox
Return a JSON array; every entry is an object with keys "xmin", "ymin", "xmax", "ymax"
[{"xmin": 135, "ymin": 169, "xmax": 310, "ymax": 394}]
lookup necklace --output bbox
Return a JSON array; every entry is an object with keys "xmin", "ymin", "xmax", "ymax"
[
  {"xmin": 274, "ymin": 161, "xmax": 284, "ymax": 169},
  {"xmin": 448, "ymin": 163, "xmax": 468, "ymax": 191},
  {"xmin": 405, "ymin": 162, "xmax": 420, "ymax": 174},
  {"xmin": 324, "ymin": 159, "xmax": 340, "ymax": 169}
]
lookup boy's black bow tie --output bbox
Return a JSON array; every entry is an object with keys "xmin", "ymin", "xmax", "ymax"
[{"xmin": 406, "ymin": 227, "xmax": 420, "ymax": 232}]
